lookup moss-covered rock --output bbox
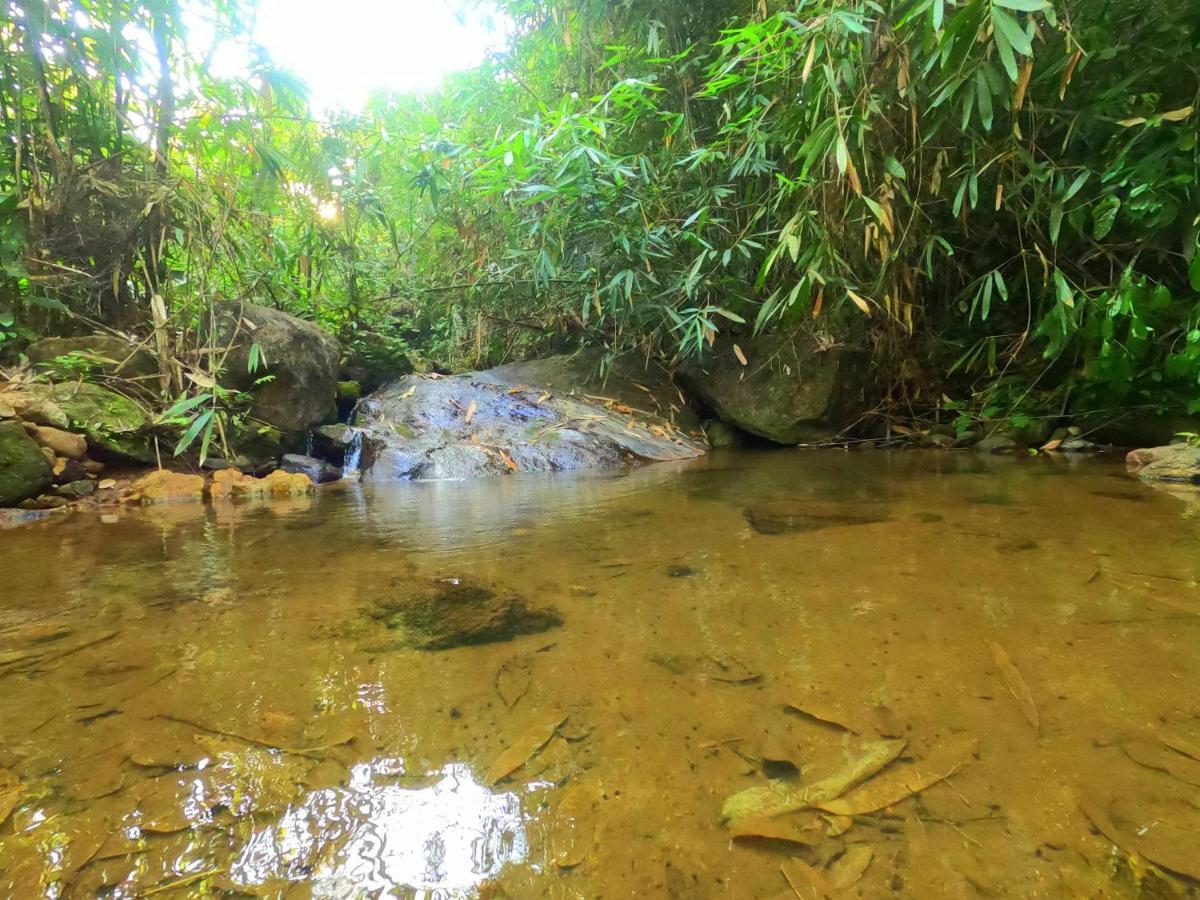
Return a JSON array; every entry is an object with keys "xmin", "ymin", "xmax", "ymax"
[
  {"xmin": 211, "ymin": 301, "xmax": 341, "ymax": 433},
  {"xmin": 677, "ymin": 335, "xmax": 866, "ymax": 445},
  {"xmin": 25, "ymin": 334, "xmax": 158, "ymax": 378},
  {"xmin": 0, "ymin": 421, "xmax": 54, "ymax": 506},
  {"xmin": 39, "ymin": 383, "xmax": 154, "ymax": 462}
]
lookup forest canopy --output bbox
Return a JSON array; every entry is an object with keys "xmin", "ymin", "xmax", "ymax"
[{"xmin": 2, "ymin": 0, "xmax": 1199, "ymax": 445}]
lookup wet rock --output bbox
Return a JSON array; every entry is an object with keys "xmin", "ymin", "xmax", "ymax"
[
  {"xmin": 702, "ymin": 419, "xmax": 749, "ymax": 449},
  {"xmin": 0, "ymin": 389, "xmax": 69, "ymax": 428},
  {"xmin": 1126, "ymin": 444, "xmax": 1200, "ymax": 484},
  {"xmin": 208, "ymin": 468, "xmax": 315, "ymax": 500},
  {"xmin": 52, "ymin": 457, "xmax": 87, "ymax": 484},
  {"xmin": 55, "ymin": 480, "xmax": 96, "ymax": 499},
  {"xmin": 280, "ymin": 453, "xmax": 341, "ymax": 484},
  {"xmin": 24, "ymin": 334, "xmax": 157, "ymax": 378},
  {"xmin": 311, "ymin": 423, "xmax": 357, "ymax": 467},
  {"xmin": 1059, "ymin": 438, "xmax": 1098, "ymax": 453},
  {"xmin": 129, "ymin": 470, "xmax": 206, "ymax": 504},
  {"xmin": 211, "ymin": 301, "xmax": 341, "ymax": 432},
  {"xmin": 974, "ymin": 433, "xmax": 1020, "ymax": 454},
  {"xmin": 353, "ymin": 353, "xmax": 703, "ymax": 482},
  {"xmin": 2, "ymin": 382, "xmax": 152, "ymax": 462},
  {"xmin": 676, "ymin": 335, "xmax": 866, "ymax": 445},
  {"xmin": 744, "ymin": 504, "xmax": 890, "ymax": 535},
  {"xmin": 18, "ymin": 494, "xmax": 68, "ymax": 510},
  {"xmin": 0, "ymin": 421, "xmax": 54, "ymax": 506},
  {"xmin": 29, "ymin": 425, "xmax": 87, "ymax": 460},
  {"xmin": 366, "ymin": 577, "xmax": 563, "ymax": 651},
  {"xmin": 82, "ymin": 459, "xmax": 105, "ymax": 476},
  {"xmin": 921, "ymin": 431, "xmax": 956, "ymax": 449}
]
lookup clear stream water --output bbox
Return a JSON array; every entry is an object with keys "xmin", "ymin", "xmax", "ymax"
[{"xmin": 1, "ymin": 450, "xmax": 1199, "ymax": 898}]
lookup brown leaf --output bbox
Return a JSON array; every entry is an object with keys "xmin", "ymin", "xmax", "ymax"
[
  {"xmin": 550, "ymin": 784, "xmax": 595, "ymax": 868},
  {"xmin": 1013, "ymin": 59, "xmax": 1033, "ymax": 112},
  {"xmin": 816, "ymin": 736, "xmax": 977, "ymax": 816},
  {"xmin": 1059, "ymin": 49, "xmax": 1082, "ymax": 100},
  {"xmin": 990, "ymin": 641, "xmax": 1040, "ymax": 733},
  {"xmin": 733, "ymin": 344, "xmax": 749, "ymax": 366},
  {"xmin": 486, "ymin": 712, "xmax": 568, "ymax": 784},
  {"xmin": 729, "ymin": 814, "xmax": 825, "ymax": 847},
  {"xmin": 781, "ymin": 858, "xmax": 833, "ymax": 899},
  {"xmin": 464, "ymin": 399, "xmax": 478, "ymax": 425},
  {"xmin": 828, "ymin": 845, "xmax": 874, "ymax": 891},
  {"xmin": 499, "ymin": 449, "xmax": 518, "ymax": 471}
]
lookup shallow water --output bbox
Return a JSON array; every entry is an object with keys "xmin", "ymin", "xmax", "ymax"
[{"xmin": 2, "ymin": 450, "xmax": 1200, "ymax": 898}]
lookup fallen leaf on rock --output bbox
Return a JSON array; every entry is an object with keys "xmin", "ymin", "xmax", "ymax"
[
  {"xmin": 499, "ymin": 449, "xmax": 518, "ymax": 471},
  {"xmin": 785, "ymin": 700, "xmax": 863, "ymax": 734},
  {"xmin": 729, "ymin": 813, "xmax": 825, "ymax": 847},
  {"xmin": 487, "ymin": 712, "xmax": 568, "ymax": 785},
  {"xmin": 781, "ymin": 857, "xmax": 832, "ymax": 898},
  {"xmin": 1076, "ymin": 789, "xmax": 1200, "ymax": 881},
  {"xmin": 722, "ymin": 739, "xmax": 907, "ymax": 821},
  {"xmin": 989, "ymin": 641, "xmax": 1039, "ymax": 733},
  {"xmin": 496, "ymin": 656, "xmax": 532, "ymax": 709},
  {"xmin": 1120, "ymin": 736, "xmax": 1200, "ymax": 786},
  {"xmin": 0, "ymin": 768, "xmax": 20, "ymax": 826},
  {"xmin": 465, "ymin": 399, "xmax": 478, "ymax": 424},
  {"xmin": 550, "ymin": 783, "xmax": 595, "ymax": 868},
  {"xmin": 815, "ymin": 736, "xmax": 977, "ymax": 816}
]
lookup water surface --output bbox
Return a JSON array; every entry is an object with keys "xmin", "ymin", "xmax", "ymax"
[{"xmin": 2, "ymin": 450, "xmax": 1199, "ymax": 897}]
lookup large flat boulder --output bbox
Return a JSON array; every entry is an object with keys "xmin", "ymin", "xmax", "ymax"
[
  {"xmin": 676, "ymin": 335, "xmax": 866, "ymax": 444},
  {"xmin": 0, "ymin": 421, "xmax": 53, "ymax": 506},
  {"xmin": 25, "ymin": 334, "xmax": 157, "ymax": 379},
  {"xmin": 346, "ymin": 353, "xmax": 704, "ymax": 482},
  {"xmin": 212, "ymin": 302, "xmax": 340, "ymax": 433},
  {"xmin": 1126, "ymin": 444, "xmax": 1200, "ymax": 484}
]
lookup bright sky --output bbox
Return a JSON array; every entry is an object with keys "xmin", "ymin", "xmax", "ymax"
[{"xmin": 251, "ymin": 0, "xmax": 509, "ymax": 111}]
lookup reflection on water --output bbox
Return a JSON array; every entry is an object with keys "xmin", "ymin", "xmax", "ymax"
[
  {"xmin": 233, "ymin": 763, "xmax": 528, "ymax": 897},
  {"xmin": 1, "ymin": 449, "xmax": 1200, "ymax": 897}
]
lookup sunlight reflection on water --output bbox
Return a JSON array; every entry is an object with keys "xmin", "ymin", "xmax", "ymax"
[{"xmin": 232, "ymin": 763, "xmax": 528, "ymax": 897}]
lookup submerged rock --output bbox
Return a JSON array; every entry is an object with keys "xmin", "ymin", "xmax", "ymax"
[
  {"xmin": 1126, "ymin": 444, "xmax": 1200, "ymax": 484},
  {"xmin": 0, "ymin": 421, "xmax": 54, "ymax": 506},
  {"xmin": 211, "ymin": 301, "xmax": 341, "ymax": 433},
  {"xmin": 744, "ymin": 504, "xmax": 890, "ymax": 535},
  {"xmin": 350, "ymin": 353, "xmax": 704, "ymax": 482},
  {"xmin": 676, "ymin": 335, "xmax": 866, "ymax": 445},
  {"xmin": 366, "ymin": 577, "xmax": 563, "ymax": 651}
]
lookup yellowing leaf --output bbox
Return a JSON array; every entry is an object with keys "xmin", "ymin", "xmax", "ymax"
[
  {"xmin": 1161, "ymin": 106, "xmax": 1195, "ymax": 122},
  {"xmin": 499, "ymin": 449, "xmax": 519, "ymax": 472},
  {"xmin": 815, "ymin": 736, "xmax": 977, "ymax": 816},
  {"xmin": 846, "ymin": 289, "xmax": 872, "ymax": 316},
  {"xmin": 401, "ymin": 385, "xmax": 416, "ymax": 399},
  {"xmin": 464, "ymin": 399, "xmax": 477, "ymax": 425}
]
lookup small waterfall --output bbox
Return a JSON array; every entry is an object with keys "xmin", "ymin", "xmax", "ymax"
[{"xmin": 342, "ymin": 429, "xmax": 364, "ymax": 480}]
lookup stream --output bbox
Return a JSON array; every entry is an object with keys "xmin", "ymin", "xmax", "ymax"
[{"xmin": 1, "ymin": 449, "xmax": 1199, "ymax": 897}]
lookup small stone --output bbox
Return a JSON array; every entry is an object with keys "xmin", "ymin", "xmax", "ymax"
[
  {"xmin": 19, "ymin": 494, "xmax": 69, "ymax": 510},
  {"xmin": 0, "ymin": 399, "xmax": 14, "ymax": 419},
  {"xmin": 1060, "ymin": 438, "xmax": 1097, "ymax": 453},
  {"xmin": 922, "ymin": 432, "xmax": 956, "ymax": 449},
  {"xmin": 2, "ymin": 391, "xmax": 69, "ymax": 429},
  {"xmin": 30, "ymin": 425, "xmax": 88, "ymax": 460},
  {"xmin": 667, "ymin": 565, "xmax": 697, "ymax": 578},
  {"xmin": 974, "ymin": 434, "xmax": 1019, "ymax": 454},
  {"xmin": 280, "ymin": 453, "xmax": 341, "ymax": 484},
  {"xmin": 98, "ymin": 479, "xmax": 117, "ymax": 490},
  {"xmin": 82, "ymin": 459, "xmax": 106, "ymax": 475},
  {"xmin": 128, "ymin": 470, "xmax": 206, "ymax": 504},
  {"xmin": 55, "ymin": 480, "xmax": 97, "ymax": 499}
]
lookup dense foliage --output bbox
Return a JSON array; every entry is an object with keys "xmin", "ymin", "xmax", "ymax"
[{"xmin": 3, "ymin": 0, "xmax": 1199, "ymax": 437}]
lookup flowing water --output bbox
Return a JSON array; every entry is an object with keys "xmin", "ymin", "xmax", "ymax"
[{"xmin": 2, "ymin": 450, "xmax": 1200, "ymax": 898}]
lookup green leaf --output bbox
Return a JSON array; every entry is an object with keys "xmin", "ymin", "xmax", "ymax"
[
  {"xmin": 174, "ymin": 408, "xmax": 214, "ymax": 457},
  {"xmin": 991, "ymin": 8, "xmax": 1032, "ymax": 55},
  {"xmin": 933, "ymin": 0, "xmax": 945, "ymax": 29},
  {"xmin": 0, "ymin": 313, "xmax": 12, "ymax": 327},
  {"xmin": 993, "ymin": 0, "xmax": 1050, "ymax": 10},
  {"xmin": 1049, "ymin": 200, "xmax": 1063, "ymax": 245},
  {"xmin": 884, "ymin": 157, "xmax": 907, "ymax": 180},
  {"xmin": 976, "ymin": 71, "xmax": 994, "ymax": 130}
]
